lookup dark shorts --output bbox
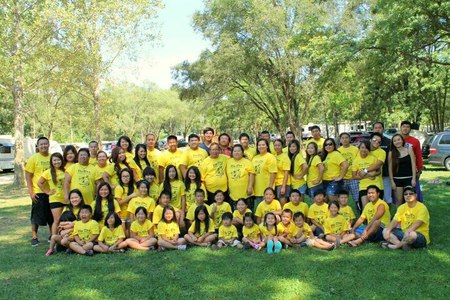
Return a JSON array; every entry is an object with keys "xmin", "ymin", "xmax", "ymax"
[
  {"xmin": 276, "ymin": 185, "xmax": 291, "ymax": 199},
  {"xmin": 393, "ymin": 177, "xmax": 412, "ymax": 188},
  {"xmin": 49, "ymin": 202, "xmax": 65, "ymax": 209},
  {"xmin": 31, "ymin": 193, "xmax": 53, "ymax": 226},
  {"xmin": 323, "ymin": 180, "xmax": 343, "ymax": 196},
  {"xmin": 368, "ymin": 227, "xmax": 384, "ymax": 242},
  {"xmin": 313, "ymin": 227, "xmax": 324, "ymax": 237},
  {"xmin": 392, "ymin": 228, "xmax": 427, "ymax": 248}
]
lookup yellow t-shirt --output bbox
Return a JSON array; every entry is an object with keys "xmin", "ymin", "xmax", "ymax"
[
  {"xmin": 226, "ymin": 157, "xmax": 255, "ymax": 200},
  {"xmin": 95, "ymin": 163, "xmax": 112, "ymax": 182},
  {"xmin": 67, "ymin": 163, "xmax": 97, "ymax": 205},
  {"xmin": 98, "ymin": 226, "xmax": 125, "ymax": 245},
  {"xmin": 89, "ymin": 157, "xmax": 98, "ymax": 167},
  {"xmin": 244, "ymin": 147, "xmax": 257, "ymax": 160},
  {"xmin": 93, "ymin": 198, "xmax": 121, "ymax": 228},
  {"xmin": 274, "ymin": 152, "xmax": 291, "ymax": 186},
  {"xmin": 114, "ymin": 185, "xmax": 131, "ymax": 219},
  {"xmin": 259, "ymin": 223, "xmax": 277, "ymax": 238},
  {"xmin": 232, "ymin": 208, "xmax": 252, "ymax": 222},
  {"xmin": 41, "ymin": 169, "xmax": 65, "ymax": 203},
  {"xmin": 242, "ymin": 224, "xmax": 260, "ymax": 240},
  {"xmin": 157, "ymin": 221, "xmax": 180, "ymax": 239},
  {"xmin": 324, "ymin": 215, "xmax": 350, "ymax": 235},
  {"xmin": 158, "ymin": 180, "xmax": 185, "ymax": 210},
  {"xmin": 130, "ymin": 219, "xmax": 154, "ymax": 238},
  {"xmin": 277, "ymin": 222, "xmax": 298, "ymax": 238},
  {"xmin": 152, "ymin": 205, "xmax": 179, "ymax": 226},
  {"xmin": 146, "ymin": 148, "xmax": 161, "ymax": 184},
  {"xmin": 200, "ymin": 155, "xmax": 229, "ymax": 193},
  {"xmin": 338, "ymin": 145, "xmax": 359, "ymax": 180},
  {"xmin": 283, "ymin": 202, "xmax": 309, "ymax": 217},
  {"xmin": 295, "ymin": 223, "xmax": 313, "ymax": 239},
  {"xmin": 304, "ymin": 138, "xmax": 325, "ymax": 151},
  {"xmin": 218, "ymin": 224, "xmax": 238, "ymax": 240},
  {"xmin": 339, "ymin": 205, "xmax": 356, "ymax": 224},
  {"xmin": 135, "ymin": 159, "xmax": 151, "ymax": 180},
  {"xmin": 188, "ymin": 219, "xmax": 215, "ymax": 237},
  {"xmin": 184, "ymin": 182, "xmax": 207, "ymax": 211},
  {"xmin": 394, "ymin": 202, "xmax": 430, "ymax": 244},
  {"xmin": 323, "ymin": 151, "xmax": 346, "ymax": 181},
  {"xmin": 25, "ymin": 153, "xmax": 50, "ymax": 193},
  {"xmin": 370, "ymin": 148, "xmax": 386, "ymax": 188},
  {"xmin": 307, "ymin": 203, "xmax": 329, "ymax": 226},
  {"xmin": 186, "ymin": 203, "xmax": 211, "ymax": 221},
  {"xmin": 149, "ymin": 182, "xmax": 159, "ymax": 200},
  {"xmin": 212, "ymin": 202, "xmax": 232, "ymax": 229},
  {"xmin": 252, "ymin": 153, "xmax": 278, "ymax": 196},
  {"xmin": 255, "ymin": 200, "xmax": 281, "ymax": 219},
  {"xmin": 352, "ymin": 153, "xmax": 380, "ymax": 190},
  {"xmin": 127, "ymin": 196, "xmax": 156, "ymax": 215},
  {"xmin": 72, "ymin": 219, "xmax": 99, "ymax": 241},
  {"xmin": 361, "ymin": 199, "xmax": 391, "ymax": 227},
  {"xmin": 290, "ymin": 154, "xmax": 307, "ymax": 189},
  {"xmin": 306, "ymin": 155, "xmax": 323, "ymax": 188},
  {"xmin": 181, "ymin": 147, "xmax": 208, "ymax": 169},
  {"xmin": 159, "ymin": 149, "xmax": 185, "ymax": 180}
]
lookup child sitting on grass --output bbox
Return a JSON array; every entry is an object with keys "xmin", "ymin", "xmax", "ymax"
[
  {"xmin": 184, "ymin": 205, "xmax": 217, "ymax": 247},
  {"xmin": 337, "ymin": 190, "xmax": 356, "ymax": 226},
  {"xmin": 291, "ymin": 212, "xmax": 334, "ymax": 250},
  {"xmin": 46, "ymin": 210, "xmax": 76, "ymax": 256},
  {"xmin": 242, "ymin": 212, "xmax": 264, "ymax": 250},
  {"xmin": 232, "ymin": 198, "xmax": 252, "ymax": 239},
  {"xmin": 277, "ymin": 209, "xmax": 299, "ymax": 250},
  {"xmin": 186, "ymin": 189, "xmax": 211, "ymax": 228},
  {"xmin": 93, "ymin": 212, "xmax": 127, "ymax": 253},
  {"xmin": 307, "ymin": 189, "xmax": 329, "ymax": 238},
  {"xmin": 126, "ymin": 207, "xmax": 157, "ymax": 251},
  {"xmin": 283, "ymin": 190, "xmax": 309, "ymax": 217},
  {"xmin": 211, "ymin": 190, "xmax": 232, "ymax": 231},
  {"xmin": 216, "ymin": 212, "xmax": 241, "ymax": 248},
  {"xmin": 324, "ymin": 201, "xmax": 355, "ymax": 247},
  {"xmin": 68, "ymin": 205, "xmax": 99, "ymax": 256},
  {"xmin": 259, "ymin": 212, "xmax": 280, "ymax": 254},
  {"xmin": 255, "ymin": 187, "xmax": 282, "ymax": 224},
  {"xmin": 157, "ymin": 206, "xmax": 187, "ymax": 251}
]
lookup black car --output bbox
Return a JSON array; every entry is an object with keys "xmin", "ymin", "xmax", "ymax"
[{"xmin": 421, "ymin": 134, "xmax": 435, "ymax": 159}]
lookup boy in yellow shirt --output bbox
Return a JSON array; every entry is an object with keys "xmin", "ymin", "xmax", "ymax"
[
  {"xmin": 307, "ymin": 190, "xmax": 329, "ymax": 238},
  {"xmin": 216, "ymin": 212, "xmax": 242, "ymax": 248},
  {"xmin": 283, "ymin": 190, "xmax": 309, "ymax": 217},
  {"xmin": 277, "ymin": 209, "xmax": 299, "ymax": 250},
  {"xmin": 337, "ymin": 190, "xmax": 356, "ymax": 226},
  {"xmin": 68, "ymin": 205, "xmax": 99, "ymax": 256}
]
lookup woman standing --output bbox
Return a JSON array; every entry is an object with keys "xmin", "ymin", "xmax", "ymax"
[
  {"xmin": 200, "ymin": 142, "xmax": 229, "ymax": 205},
  {"xmin": 389, "ymin": 134, "xmax": 416, "ymax": 206},
  {"xmin": 288, "ymin": 139, "xmax": 308, "ymax": 197},
  {"xmin": 252, "ymin": 139, "xmax": 277, "ymax": 210},
  {"xmin": 226, "ymin": 144, "xmax": 255, "ymax": 209},
  {"xmin": 273, "ymin": 139, "xmax": 291, "ymax": 206},
  {"xmin": 321, "ymin": 138, "xmax": 348, "ymax": 202}
]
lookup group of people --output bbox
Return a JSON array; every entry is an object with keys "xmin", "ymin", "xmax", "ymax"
[{"xmin": 24, "ymin": 121, "xmax": 430, "ymax": 256}]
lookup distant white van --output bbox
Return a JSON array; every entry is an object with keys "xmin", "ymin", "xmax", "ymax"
[{"xmin": 0, "ymin": 135, "xmax": 63, "ymax": 172}]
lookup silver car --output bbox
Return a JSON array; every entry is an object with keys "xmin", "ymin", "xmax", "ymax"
[{"xmin": 428, "ymin": 132, "xmax": 450, "ymax": 171}]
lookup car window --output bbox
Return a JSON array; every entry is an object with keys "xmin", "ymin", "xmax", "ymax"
[{"xmin": 438, "ymin": 134, "xmax": 450, "ymax": 145}]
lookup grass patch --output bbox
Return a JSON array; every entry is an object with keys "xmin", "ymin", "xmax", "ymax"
[{"xmin": 0, "ymin": 167, "xmax": 449, "ymax": 299}]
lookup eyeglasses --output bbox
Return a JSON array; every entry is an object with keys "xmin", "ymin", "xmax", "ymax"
[
  {"xmin": 372, "ymin": 139, "xmax": 381, "ymax": 143},
  {"xmin": 403, "ymin": 192, "xmax": 414, "ymax": 196},
  {"xmin": 324, "ymin": 143, "xmax": 333, "ymax": 146}
]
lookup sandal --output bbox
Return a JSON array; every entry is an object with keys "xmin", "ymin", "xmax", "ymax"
[{"xmin": 380, "ymin": 242, "xmax": 389, "ymax": 249}]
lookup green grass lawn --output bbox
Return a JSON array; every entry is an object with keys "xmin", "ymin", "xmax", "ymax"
[{"xmin": 1, "ymin": 167, "xmax": 449, "ymax": 299}]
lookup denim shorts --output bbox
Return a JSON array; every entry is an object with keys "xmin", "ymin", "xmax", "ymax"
[
  {"xmin": 276, "ymin": 185, "xmax": 291, "ymax": 199},
  {"xmin": 307, "ymin": 184, "xmax": 324, "ymax": 201},
  {"xmin": 392, "ymin": 228, "xmax": 427, "ymax": 248},
  {"xmin": 323, "ymin": 180, "xmax": 343, "ymax": 196}
]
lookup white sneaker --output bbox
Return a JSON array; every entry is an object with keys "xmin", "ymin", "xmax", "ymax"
[{"xmin": 177, "ymin": 245, "xmax": 187, "ymax": 251}]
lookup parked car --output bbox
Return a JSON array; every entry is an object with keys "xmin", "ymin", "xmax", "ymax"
[
  {"xmin": 421, "ymin": 134, "xmax": 435, "ymax": 159},
  {"xmin": 428, "ymin": 132, "xmax": 450, "ymax": 170},
  {"xmin": 348, "ymin": 131, "xmax": 371, "ymax": 146}
]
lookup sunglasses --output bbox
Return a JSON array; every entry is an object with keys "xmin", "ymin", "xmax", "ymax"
[
  {"xmin": 372, "ymin": 139, "xmax": 381, "ymax": 143},
  {"xmin": 324, "ymin": 143, "xmax": 333, "ymax": 146},
  {"xmin": 403, "ymin": 192, "xmax": 414, "ymax": 196}
]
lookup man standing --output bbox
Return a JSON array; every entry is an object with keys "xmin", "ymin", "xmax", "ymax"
[
  {"xmin": 239, "ymin": 132, "xmax": 256, "ymax": 160},
  {"xmin": 88, "ymin": 140, "xmax": 99, "ymax": 166},
  {"xmin": 180, "ymin": 133, "xmax": 208, "ymax": 178},
  {"xmin": 372, "ymin": 122, "xmax": 392, "ymax": 205},
  {"xmin": 146, "ymin": 133, "xmax": 161, "ymax": 183},
  {"xmin": 382, "ymin": 186, "xmax": 429, "ymax": 250},
  {"xmin": 400, "ymin": 121, "xmax": 423, "ymax": 201},
  {"xmin": 199, "ymin": 127, "xmax": 215, "ymax": 155},
  {"xmin": 25, "ymin": 136, "xmax": 52, "ymax": 247},
  {"xmin": 304, "ymin": 125, "xmax": 325, "ymax": 152},
  {"xmin": 159, "ymin": 135, "xmax": 184, "ymax": 182},
  {"xmin": 284, "ymin": 131, "xmax": 296, "ymax": 153}
]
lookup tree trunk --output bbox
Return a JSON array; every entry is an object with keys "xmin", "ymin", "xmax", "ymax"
[
  {"xmin": 12, "ymin": 8, "xmax": 26, "ymax": 187},
  {"xmin": 94, "ymin": 82, "xmax": 101, "ymax": 143}
]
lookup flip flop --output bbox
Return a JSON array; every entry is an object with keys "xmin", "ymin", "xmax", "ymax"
[{"xmin": 380, "ymin": 242, "xmax": 389, "ymax": 249}]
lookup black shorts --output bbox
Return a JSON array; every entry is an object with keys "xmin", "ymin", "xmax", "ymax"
[
  {"xmin": 31, "ymin": 193, "xmax": 53, "ymax": 226},
  {"xmin": 49, "ymin": 202, "xmax": 65, "ymax": 209},
  {"xmin": 394, "ymin": 177, "xmax": 412, "ymax": 187}
]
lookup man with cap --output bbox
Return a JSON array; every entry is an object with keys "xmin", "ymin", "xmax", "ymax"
[{"xmin": 382, "ymin": 186, "xmax": 430, "ymax": 250}]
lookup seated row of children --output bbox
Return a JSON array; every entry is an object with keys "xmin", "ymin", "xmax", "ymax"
[{"xmin": 45, "ymin": 184, "xmax": 357, "ymax": 255}]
